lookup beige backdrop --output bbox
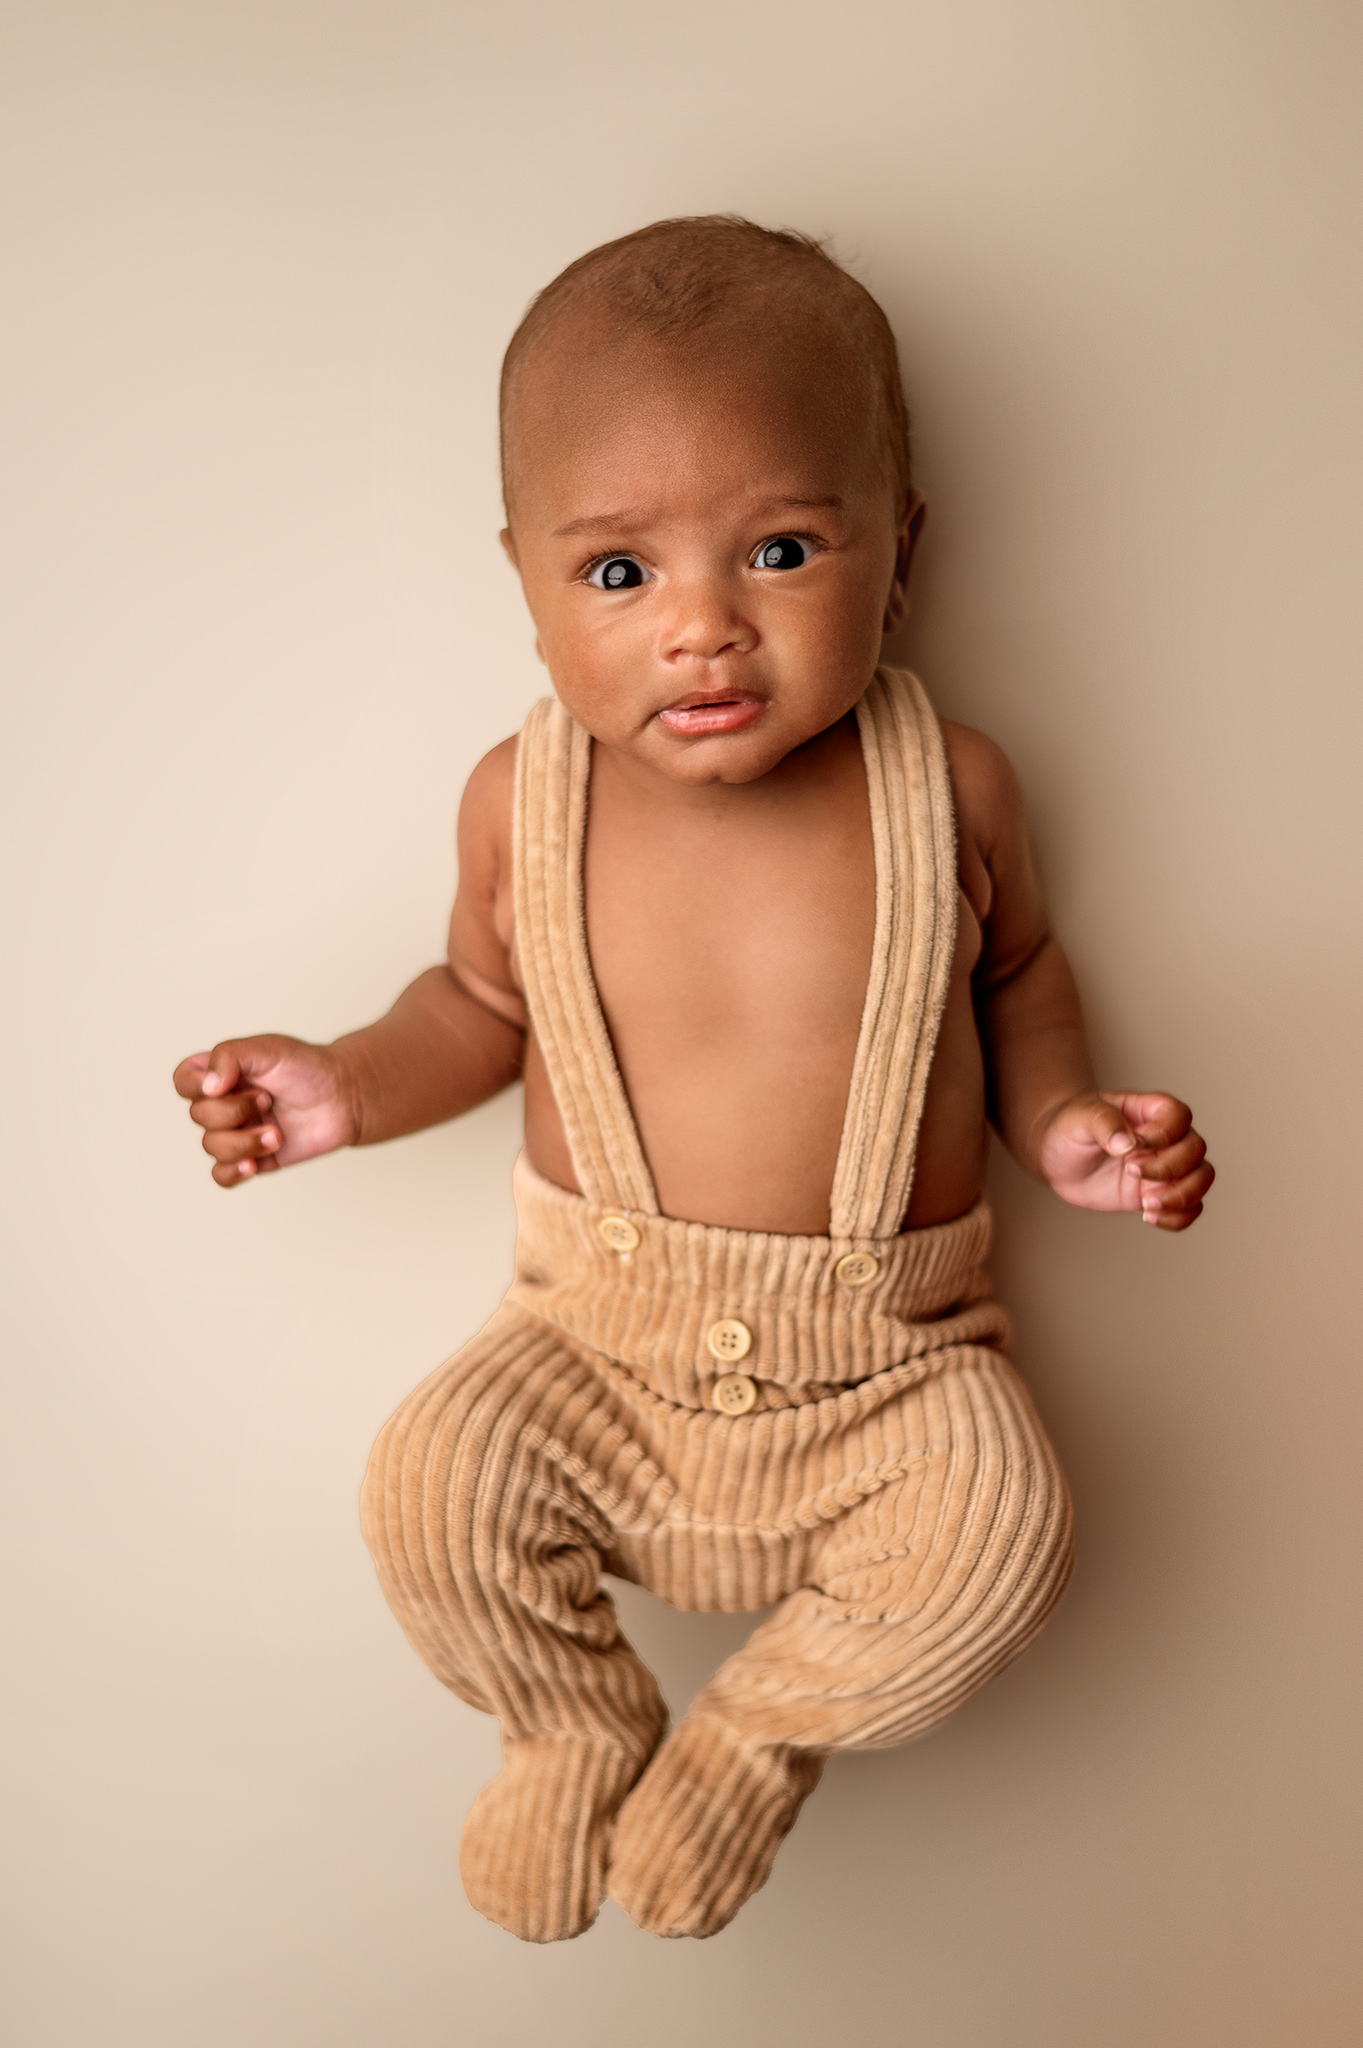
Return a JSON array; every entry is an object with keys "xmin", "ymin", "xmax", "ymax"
[{"xmin": 4, "ymin": 3, "xmax": 1360, "ymax": 2043}]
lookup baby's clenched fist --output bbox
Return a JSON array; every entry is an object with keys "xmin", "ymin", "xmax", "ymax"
[
  {"xmin": 173, "ymin": 1035, "xmax": 358, "ymax": 1187},
  {"xmin": 1036, "ymin": 1090, "xmax": 1214, "ymax": 1231}
]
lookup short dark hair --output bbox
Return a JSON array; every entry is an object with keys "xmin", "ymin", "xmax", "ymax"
[{"xmin": 499, "ymin": 214, "xmax": 911, "ymax": 519}]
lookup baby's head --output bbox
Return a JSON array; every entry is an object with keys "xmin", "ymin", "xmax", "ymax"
[{"xmin": 499, "ymin": 217, "xmax": 923, "ymax": 784}]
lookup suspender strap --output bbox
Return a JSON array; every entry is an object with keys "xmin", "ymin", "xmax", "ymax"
[
  {"xmin": 829, "ymin": 670, "xmax": 959, "ymax": 1241},
  {"xmin": 512, "ymin": 698, "xmax": 660, "ymax": 1214}
]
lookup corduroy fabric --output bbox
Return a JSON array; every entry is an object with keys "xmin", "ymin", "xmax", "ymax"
[
  {"xmin": 362, "ymin": 1305, "xmax": 1073, "ymax": 1937},
  {"xmin": 829, "ymin": 668, "xmax": 960, "ymax": 1240},
  {"xmin": 512, "ymin": 703, "xmax": 658, "ymax": 1214},
  {"xmin": 507, "ymin": 1152, "xmax": 1008, "ymax": 1407},
  {"xmin": 361, "ymin": 668, "xmax": 1075, "ymax": 1943}
]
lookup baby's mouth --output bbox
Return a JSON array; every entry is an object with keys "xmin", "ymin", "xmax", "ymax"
[{"xmin": 656, "ymin": 691, "xmax": 768, "ymax": 737}]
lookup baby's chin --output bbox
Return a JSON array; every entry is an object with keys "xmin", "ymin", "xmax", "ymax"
[{"xmin": 599, "ymin": 708, "xmax": 855, "ymax": 788}]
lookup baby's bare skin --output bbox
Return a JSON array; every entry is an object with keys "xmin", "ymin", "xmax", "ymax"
[{"xmin": 174, "ymin": 312, "xmax": 1213, "ymax": 1235}]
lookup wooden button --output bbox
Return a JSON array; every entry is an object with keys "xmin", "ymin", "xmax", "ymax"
[
  {"xmin": 706, "ymin": 1318, "xmax": 752, "ymax": 1362},
  {"xmin": 598, "ymin": 1214, "xmax": 640, "ymax": 1254},
  {"xmin": 835, "ymin": 1251, "xmax": 881, "ymax": 1288},
  {"xmin": 713, "ymin": 1373, "xmax": 757, "ymax": 1415}
]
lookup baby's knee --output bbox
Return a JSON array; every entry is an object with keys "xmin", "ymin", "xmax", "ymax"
[
  {"xmin": 1025, "ymin": 1456, "xmax": 1076, "ymax": 1649},
  {"xmin": 358, "ymin": 1370, "xmax": 448, "ymax": 1581},
  {"xmin": 822, "ymin": 1394, "xmax": 1074, "ymax": 1643},
  {"xmin": 359, "ymin": 1316, "xmax": 532, "ymax": 1568},
  {"xmin": 359, "ymin": 1313, "xmax": 619, "ymax": 1596},
  {"xmin": 946, "ymin": 1358, "xmax": 1075, "ymax": 1635}
]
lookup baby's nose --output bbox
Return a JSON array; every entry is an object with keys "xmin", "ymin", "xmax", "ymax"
[{"xmin": 661, "ymin": 580, "xmax": 757, "ymax": 661}]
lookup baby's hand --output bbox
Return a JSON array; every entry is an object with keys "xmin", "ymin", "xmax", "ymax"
[
  {"xmin": 172, "ymin": 1036, "xmax": 358, "ymax": 1188},
  {"xmin": 1035, "ymin": 1091, "xmax": 1214, "ymax": 1231}
]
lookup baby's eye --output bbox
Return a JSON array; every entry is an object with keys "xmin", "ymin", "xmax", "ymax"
[
  {"xmin": 587, "ymin": 554, "xmax": 651, "ymax": 591},
  {"xmin": 751, "ymin": 535, "xmax": 813, "ymax": 571}
]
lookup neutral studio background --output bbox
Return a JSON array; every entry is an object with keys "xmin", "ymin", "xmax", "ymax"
[{"xmin": 3, "ymin": 3, "xmax": 1360, "ymax": 2043}]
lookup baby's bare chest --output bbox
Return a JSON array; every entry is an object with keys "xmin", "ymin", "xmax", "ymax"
[
  {"xmin": 584, "ymin": 796, "xmax": 876, "ymax": 1066},
  {"xmin": 572, "ymin": 775, "xmax": 878, "ymax": 1229}
]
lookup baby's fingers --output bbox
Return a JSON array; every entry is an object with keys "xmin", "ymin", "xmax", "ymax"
[
  {"xmin": 1141, "ymin": 1159, "xmax": 1215, "ymax": 1230},
  {"xmin": 190, "ymin": 1089, "xmax": 273, "ymax": 1133},
  {"xmin": 1083, "ymin": 1097, "xmax": 1142, "ymax": 1157},
  {"xmin": 173, "ymin": 1052, "xmax": 213, "ymax": 1100},
  {"xmin": 174, "ymin": 1048, "xmax": 247, "ymax": 1103},
  {"xmin": 1102, "ymin": 1090, "xmax": 1193, "ymax": 1148},
  {"xmin": 200, "ymin": 1120, "xmax": 282, "ymax": 1177},
  {"xmin": 1136, "ymin": 1130, "xmax": 1207, "ymax": 1185}
]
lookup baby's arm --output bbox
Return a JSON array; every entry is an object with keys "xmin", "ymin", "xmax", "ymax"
[
  {"xmin": 173, "ymin": 741, "xmax": 525, "ymax": 1186},
  {"xmin": 948, "ymin": 723, "xmax": 1214, "ymax": 1231}
]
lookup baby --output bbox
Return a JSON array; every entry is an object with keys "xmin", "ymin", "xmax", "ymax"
[{"xmin": 174, "ymin": 217, "xmax": 1213, "ymax": 1944}]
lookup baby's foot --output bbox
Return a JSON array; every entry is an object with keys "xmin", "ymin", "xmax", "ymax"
[
  {"xmin": 608, "ymin": 1713, "xmax": 824, "ymax": 1939},
  {"xmin": 460, "ymin": 1735, "xmax": 650, "ymax": 1942}
]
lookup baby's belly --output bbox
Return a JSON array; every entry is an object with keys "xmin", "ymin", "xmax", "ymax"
[{"xmin": 521, "ymin": 1021, "xmax": 989, "ymax": 1236}]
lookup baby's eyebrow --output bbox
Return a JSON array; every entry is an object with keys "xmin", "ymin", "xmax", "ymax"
[
  {"xmin": 552, "ymin": 494, "xmax": 845, "ymax": 540},
  {"xmin": 751, "ymin": 495, "xmax": 846, "ymax": 515},
  {"xmin": 552, "ymin": 509, "xmax": 644, "ymax": 539}
]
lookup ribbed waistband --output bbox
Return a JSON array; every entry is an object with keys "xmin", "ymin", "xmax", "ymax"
[{"xmin": 504, "ymin": 1154, "xmax": 1010, "ymax": 1410}]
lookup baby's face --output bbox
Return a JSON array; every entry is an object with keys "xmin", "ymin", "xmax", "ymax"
[{"xmin": 502, "ymin": 318, "xmax": 920, "ymax": 785}]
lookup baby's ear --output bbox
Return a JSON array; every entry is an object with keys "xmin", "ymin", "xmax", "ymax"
[
  {"xmin": 883, "ymin": 490, "xmax": 927, "ymax": 633},
  {"xmin": 499, "ymin": 527, "xmax": 519, "ymax": 567}
]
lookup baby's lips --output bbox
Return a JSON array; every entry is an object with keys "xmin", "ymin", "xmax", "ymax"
[{"xmin": 657, "ymin": 695, "xmax": 768, "ymax": 737}]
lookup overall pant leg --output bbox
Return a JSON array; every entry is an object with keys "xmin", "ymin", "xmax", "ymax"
[
  {"xmin": 610, "ymin": 1349, "xmax": 1074, "ymax": 1937},
  {"xmin": 361, "ymin": 1305, "xmax": 668, "ymax": 1941}
]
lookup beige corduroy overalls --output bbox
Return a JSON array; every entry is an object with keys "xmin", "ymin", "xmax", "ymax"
[{"xmin": 361, "ymin": 668, "xmax": 1074, "ymax": 1944}]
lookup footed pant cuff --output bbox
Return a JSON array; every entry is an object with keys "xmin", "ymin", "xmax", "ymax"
[
  {"xmin": 460, "ymin": 1734, "xmax": 654, "ymax": 1944},
  {"xmin": 608, "ymin": 1712, "xmax": 824, "ymax": 1939}
]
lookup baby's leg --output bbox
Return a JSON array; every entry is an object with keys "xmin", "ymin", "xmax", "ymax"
[
  {"xmin": 610, "ymin": 1351, "xmax": 1073, "ymax": 1938},
  {"xmin": 361, "ymin": 1307, "xmax": 667, "ymax": 1942}
]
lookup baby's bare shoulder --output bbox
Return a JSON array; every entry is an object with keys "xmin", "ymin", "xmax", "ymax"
[
  {"xmin": 939, "ymin": 719, "xmax": 1036, "ymax": 925},
  {"xmin": 939, "ymin": 716, "xmax": 1051, "ymax": 967},
  {"xmin": 450, "ymin": 734, "xmax": 524, "ymax": 1016},
  {"xmin": 458, "ymin": 733, "xmax": 517, "ymax": 847},
  {"xmin": 939, "ymin": 720, "xmax": 1025, "ymax": 838}
]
